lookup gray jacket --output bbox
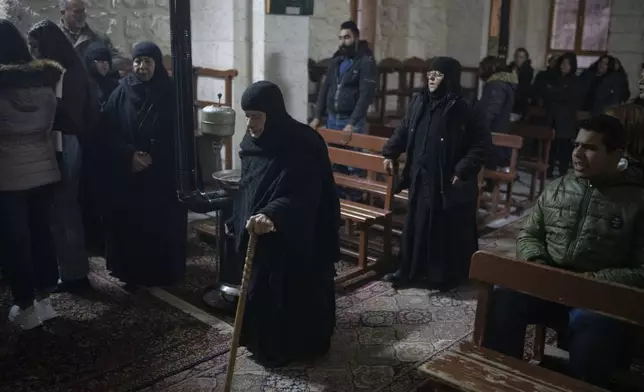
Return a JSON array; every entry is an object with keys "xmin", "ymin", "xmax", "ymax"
[{"xmin": 0, "ymin": 60, "xmax": 62, "ymax": 191}]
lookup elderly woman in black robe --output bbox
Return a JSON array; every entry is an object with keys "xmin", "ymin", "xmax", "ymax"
[
  {"xmin": 227, "ymin": 81, "xmax": 340, "ymax": 367},
  {"xmin": 382, "ymin": 57, "xmax": 490, "ymax": 292},
  {"xmin": 102, "ymin": 42, "xmax": 187, "ymax": 287}
]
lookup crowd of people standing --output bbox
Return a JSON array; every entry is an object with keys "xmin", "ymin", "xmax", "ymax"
[{"xmin": 0, "ymin": 1, "xmax": 187, "ymax": 331}]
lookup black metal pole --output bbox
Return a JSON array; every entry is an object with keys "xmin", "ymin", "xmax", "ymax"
[{"xmin": 169, "ymin": 0, "xmax": 231, "ymax": 213}]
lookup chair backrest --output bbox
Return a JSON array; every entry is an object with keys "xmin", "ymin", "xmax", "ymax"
[
  {"xmin": 368, "ymin": 124, "xmax": 396, "ymax": 139},
  {"xmin": 318, "ymin": 128, "xmax": 388, "ymax": 153},
  {"xmin": 491, "ymin": 133, "xmax": 523, "ymax": 173},
  {"xmin": 468, "ymin": 250, "xmax": 644, "ymax": 346},
  {"xmin": 510, "ymin": 123, "xmax": 555, "ymax": 169}
]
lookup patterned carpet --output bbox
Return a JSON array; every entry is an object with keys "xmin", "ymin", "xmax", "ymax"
[
  {"xmin": 138, "ymin": 216, "xmax": 529, "ymax": 391},
  {"xmin": 0, "ymin": 259, "xmax": 232, "ymax": 392},
  {"xmin": 0, "ymin": 216, "xmax": 528, "ymax": 392},
  {"xmin": 142, "ymin": 282, "xmax": 477, "ymax": 392}
]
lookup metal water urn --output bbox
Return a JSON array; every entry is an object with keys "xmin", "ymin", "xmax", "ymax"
[{"xmin": 198, "ymin": 94, "xmax": 236, "ymax": 185}]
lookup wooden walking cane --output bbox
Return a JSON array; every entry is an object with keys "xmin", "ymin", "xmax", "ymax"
[{"xmin": 223, "ymin": 232, "xmax": 257, "ymax": 392}]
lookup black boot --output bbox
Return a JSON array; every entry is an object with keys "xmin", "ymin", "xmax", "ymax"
[{"xmin": 383, "ymin": 270, "xmax": 409, "ymax": 284}]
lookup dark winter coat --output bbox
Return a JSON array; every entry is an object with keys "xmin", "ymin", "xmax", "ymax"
[
  {"xmin": 543, "ymin": 52, "xmax": 580, "ymax": 140},
  {"xmin": 507, "ymin": 61, "xmax": 534, "ymax": 115},
  {"xmin": 579, "ymin": 58, "xmax": 627, "ymax": 114},
  {"xmin": 383, "ymin": 60, "xmax": 490, "ymax": 209},
  {"xmin": 314, "ymin": 40, "xmax": 377, "ymax": 125}
]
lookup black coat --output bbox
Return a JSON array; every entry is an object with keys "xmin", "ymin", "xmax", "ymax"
[
  {"xmin": 579, "ymin": 66, "xmax": 626, "ymax": 114},
  {"xmin": 508, "ymin": 61, "xmax": 534, "ymax": 115},
  {"xmin": 544, "ymin": 53, "xmax": 580, "ymax": 140},
  {"xmin": 477, "ymin": 71, "xmax": 516, "ymax": 134},
  {"xmin": 383, "ymin": 91, "xmax": 490, "ymax": 209},
  {"xmin": 315, "ymin": 40, "xmax": 377, "ymax": 125}
]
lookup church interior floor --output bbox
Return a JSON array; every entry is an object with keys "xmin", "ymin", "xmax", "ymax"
[{"xmin": 0, "ymin": 173, "xmax": 535, "ymax": 392}]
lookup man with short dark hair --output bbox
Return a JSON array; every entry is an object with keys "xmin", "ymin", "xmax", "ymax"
[
  {"xmin": 309, "ymin": 20, "xmax": 377, "ymax": 142},
  {"xmin": 483, "ymin": 114, "xmax": 644, "ymax": 388},
  {"xmin": 59, "ymin": 0, "xmax": 129, "ymax": 73}
]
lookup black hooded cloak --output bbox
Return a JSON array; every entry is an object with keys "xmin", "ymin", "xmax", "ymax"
[
  {"xmin": 383, "ymin": 57, "xmax": 490, "ymax": 290},
  {"xmin": 84, "ymin": 42, "xmax": 119, "ymax": 106},
  {"xmin": 101, "ymin": 42, "xmax": 187, "ymax": 286},
  {"xmin": 229, "ymin": 81, "xmax": 340, "ymax": 365}
]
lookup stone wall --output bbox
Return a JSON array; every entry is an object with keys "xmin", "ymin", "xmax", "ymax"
[
  {"xmin": 308, "ymin": 0, "xmax": 489, "ymax": 69},
  {"xmin": 11, "ymin": 0, "xmax": 171, "ymax": 56},
  {"xmin": 309, "ymin": 0, "xmax": 349, "ymax": 61}
]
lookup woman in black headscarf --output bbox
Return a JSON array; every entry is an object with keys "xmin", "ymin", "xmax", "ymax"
[
  {"xmin": 84, "ymin": 42, "xmax": 119, "ymax": 107},
  {"xmin": 101, "ymin": 41, "xmax": 187, "ymax": 287},
  {"xmin": 227, "ymin": 81, "xmax": 340, "ymax": 367},
  {"xmin": 28, "ymin": 20, "xmax": 97, "ymax": 291},
  {"xmin": 382, "ymin": 57, "xmax": 490, "ymax": 291}
]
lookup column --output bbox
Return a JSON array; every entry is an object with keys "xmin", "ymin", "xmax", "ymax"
[
  {"xmin": 357, "ymin": 0, "xmax": 377, "ymax": 51},
  {"xmin": 252, "ymin": 0, "xmax": 311, "ymax": 123}
]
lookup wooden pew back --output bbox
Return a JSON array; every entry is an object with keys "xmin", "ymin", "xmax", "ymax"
[
  {"xmin": 318, "ymin": 128, "xmax": 388, "ymax": 153},
  {"xmin": 469, "ymin": 250, "xmax": 644, "ymax": 346}
]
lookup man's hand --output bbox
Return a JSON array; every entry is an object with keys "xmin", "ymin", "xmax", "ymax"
[
  {"xmin": 383, "ymin": 158, "xmax": 397, "ymax": 175},
  {"xmin": 341, "ymin": 123, "xmax": 354, "ymax": 145},
  {"xmin": 245, "ymin": 214, "xmax": 276, "ymax": 235},
  {"xmin": 309, "ymin": 118, "xmax": 320, "ymax": 129},
  {"xmin": 451, "ymin": 176, "xmax": 463, "ymax": 185},
  {"xmin": 132, "ymin": 151, "xmax": 152, "ymax": 172}
]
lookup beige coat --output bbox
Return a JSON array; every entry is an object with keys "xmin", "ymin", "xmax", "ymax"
[{"xmin": 0, "ymin": 60, "xmax": 63, "ymax": 191}]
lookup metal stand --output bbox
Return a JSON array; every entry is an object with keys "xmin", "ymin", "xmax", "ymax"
[{"xmin": 201, "ymin": 169, "xmax": 243, "ymax": 309}]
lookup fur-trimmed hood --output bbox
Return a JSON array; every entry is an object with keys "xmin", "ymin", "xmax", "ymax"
[{"xmin": 0, "ymin": 59, "xmax": 63, "ymax": 90}]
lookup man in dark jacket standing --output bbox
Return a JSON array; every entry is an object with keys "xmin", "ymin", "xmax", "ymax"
[
  {"xmin": 309, "ymin": 21, "xmax": 377, "ymax": 142},
  {"xmin": 59, "ymin": 0, "xmax": 130, "ymax": 73},
  {"xmin": 483, "ymin": 115, "xmax": 644, "ymax": 388}
]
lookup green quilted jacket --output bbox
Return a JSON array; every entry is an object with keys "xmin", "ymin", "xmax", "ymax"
[{"xmin": 517, "ymin": 166, "xmax": 644, "ymax": 288}]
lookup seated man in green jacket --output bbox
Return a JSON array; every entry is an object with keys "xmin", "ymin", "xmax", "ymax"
[{"xmin": 483, "ymin": 114, "xmax": 644, "ymax": 388}]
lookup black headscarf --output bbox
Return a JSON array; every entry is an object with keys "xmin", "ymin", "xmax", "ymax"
[
  {"xmin": 0, "ymin": 19, "xmax": 33, "ymax": 65},
  {"xmin": 428, "ymin": 56, "xmax": 463, "ymax": 98},
  {"xmin": 121, "ymin": 41, "xmax": 171, "ymax": 108},
  {"xmin": 28, "ymin": 20, "xmax": 82, "ymax": 71},
  {"xmin": 84, "ymin": 42, "xmax": 118, "ymax": 104},
  {"xmin": 240, "ymin": 81, "xmax": 299, "ymax": 154}
]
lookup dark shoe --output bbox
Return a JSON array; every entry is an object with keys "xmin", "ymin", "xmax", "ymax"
[
  {"xmin": 55, "ymin": 277, "xmax": 92, "ymax": 293},
  {"xmin": 383, "ymin": 270, "xmax": 408, "ymax": 284}
]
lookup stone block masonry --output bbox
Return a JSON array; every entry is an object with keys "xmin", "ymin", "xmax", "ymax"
[{"xmin": 7, "ymin": 0, "xmax": 171, "ymax": 56}]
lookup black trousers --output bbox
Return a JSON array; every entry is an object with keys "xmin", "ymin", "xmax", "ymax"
[
  {"xmin": 548, "ymin": 139, "xmax": 573, "ymax": 176},
  {"xmin": 0, "ymin": 184, "xmax": 59, "ymax": 306}
]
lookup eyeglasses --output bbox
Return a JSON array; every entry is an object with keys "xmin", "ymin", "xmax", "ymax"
[{"xmin": 426, "ymin": 71, "xmax": 444, "ymax": 78}]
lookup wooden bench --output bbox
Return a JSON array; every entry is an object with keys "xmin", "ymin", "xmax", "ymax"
[
  {"xmin": 325, "ymin": 145, "xmax": 394, "ymax": 282},
  {"xmin": 510, "ymin": 123, "xmax": 555, "ymax": 202},
  {"xmin": 480, "ymin": 133, "xmax": 523, "ymax": 222},
  {"xmin": 318, "ymin": 128, "xmax": 412, "ymax": 239},
  {"xmin": 418, "ymin": 250, "xmax": 644, "ymax": 392}
]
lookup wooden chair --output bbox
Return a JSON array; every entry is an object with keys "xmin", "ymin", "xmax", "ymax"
[
  {"xmin": 510, "ymin": 123, "xmax": 555, "ymax": 202},
  {"xmin": 374, "ymin": 58, "xmax": 404, "ymax": 122},
  {"xmin": 418, "ymin": 250, "xmax": 644, "ymax": 391},
  {"xmin": 480, "ymin": 133, "xmax": 524, "ymax": 222}
]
